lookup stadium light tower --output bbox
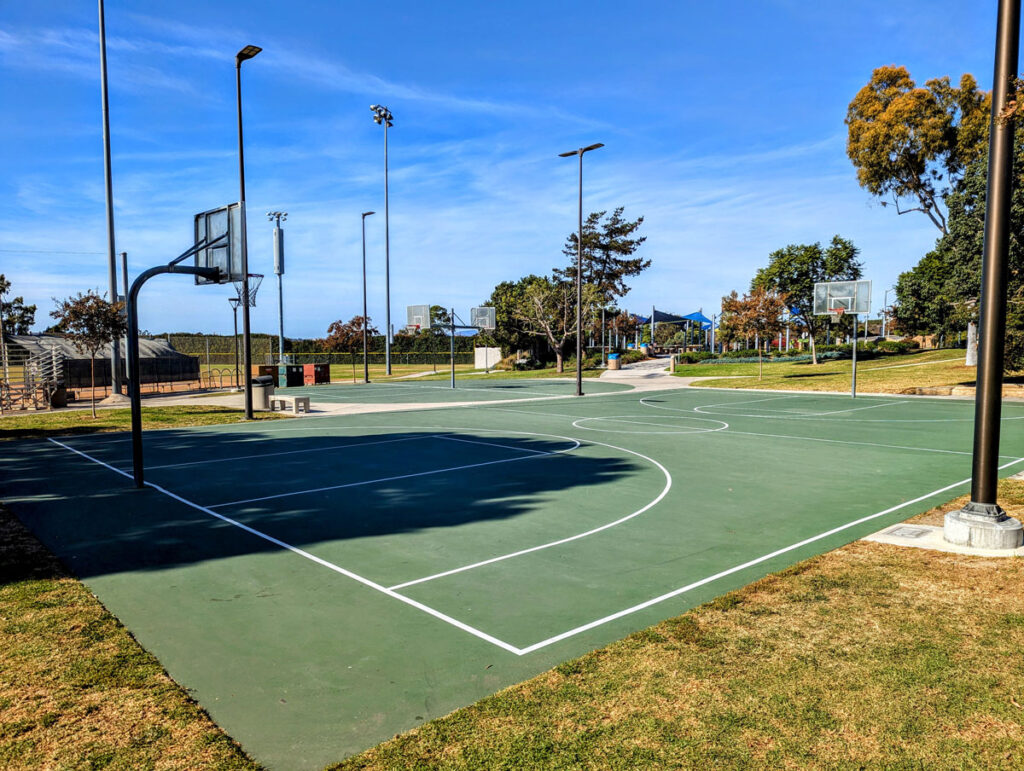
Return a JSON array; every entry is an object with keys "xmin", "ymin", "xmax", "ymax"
[
  {"xmin": 361, "ymin": 211, "xmax": 375, "ymax": 384},
  {"xmin": 371, "ymin": 104, "xmax": 394, "ymax": 375},
  {"xmin": 267, "ymin": 211, "xmax": 287, "ymax": 363},
  {"xmin": 559, "ymin": 142, "xmax": 604, "ymax": 397},
  {"xmin": 235, "ymin": 43, "xmax": 261, "ymax": 418}
]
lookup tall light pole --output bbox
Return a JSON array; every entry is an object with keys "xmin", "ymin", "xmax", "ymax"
[
  {"xmin": 361, "ymin": 211, "xmax": 375, "ymax": 384},
  {"xmin": 267, "ymin": 211, "xmax": 287, "ymax": 363},
  {"xmin": 559, "ymin": 142, "xmax": 604, "ymax": 396},
  {"xmin": 236, "ymin": 44, "xmax": 261, "ymax": 419},
  {"xmin": 947, "ymin": 0, "xmax": 1024, "ymax": 550},
  {"xmin": 370, "ymin": 104, "xmax": 394, "ymax": 375},
  {"xmin": 98, "ymin": 0, "xmax": 121, "ymax": 395}
]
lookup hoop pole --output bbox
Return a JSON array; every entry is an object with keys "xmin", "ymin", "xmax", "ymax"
[
  {"xmin": 450, "ymin": 308, "xmax": 456, "ymax": 390},
  {"xmin": 127, "ymin": 262, "xmax": 219, "ymax": 487},
  {"xmin": 850, "ymin": 312, "xmax": 857, "ymax": 399}
]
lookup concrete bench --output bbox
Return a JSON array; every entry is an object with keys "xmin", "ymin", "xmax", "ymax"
[{"xmin": 269, "ymin": 394, "xmax": 311, "ymax": 414}]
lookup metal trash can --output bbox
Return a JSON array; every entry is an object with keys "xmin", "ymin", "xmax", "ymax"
[
  {"xmin": 250, "ymin": 375, "xmax": 276, "ymax": 410},
  {"xmin": 607, "ymin": 353, "xmax": 621, "ymax": 371}
]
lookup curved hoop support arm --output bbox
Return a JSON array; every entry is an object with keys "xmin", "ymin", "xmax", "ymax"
[{"xmin": 127, "ymin": 259, "xmax": 220, "ymax": 488}]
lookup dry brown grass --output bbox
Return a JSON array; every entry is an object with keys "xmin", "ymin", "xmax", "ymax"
[{"xmin": 0, "ymin": 508, "xmax": 261, "ymax": 769}]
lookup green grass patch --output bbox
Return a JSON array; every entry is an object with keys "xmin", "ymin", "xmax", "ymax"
[
  {"xmin": 0, "ymin": 406, "xmax": 282, "ymax": 441},
  {"xmin": 674, "ymin": 349, "xmax": 977, "ymax": 394}
]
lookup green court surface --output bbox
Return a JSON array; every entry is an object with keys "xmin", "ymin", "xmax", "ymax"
[
  {"xmin": 280, "ymin": 377, "xmax": 630, "ymax": 403},
  {"xmin": 4, "ymin": 388, "xmax": 1024, "ymax": 769}
]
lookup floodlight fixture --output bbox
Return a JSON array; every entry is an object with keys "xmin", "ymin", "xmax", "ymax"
[
  {"xmin": 266, "ymin": 211, "xmax": 287, "ymax": 224},
  {"xmin": 236, "ymin": 45, "xmax": 262, "ymax": 65},
  {"xmin": 370, "ymin": 103, "xmax": 394, "ymax": 127}
]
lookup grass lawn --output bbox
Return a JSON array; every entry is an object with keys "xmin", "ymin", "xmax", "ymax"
[
  {"xmin": 674, "ymin": 349, "xmax": 977, "ymax": 393},
  {"xmin": 0, "ymin": 406, "xmax": 282, "ymax": 441}
]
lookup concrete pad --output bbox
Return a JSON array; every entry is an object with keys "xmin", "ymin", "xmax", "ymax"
[{"xmin": 863, "ymin": 523, "xmax": 1024, "ymax": 557}]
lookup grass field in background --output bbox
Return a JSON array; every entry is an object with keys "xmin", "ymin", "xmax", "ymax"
[
  {"xmin": 674, "ymin": 349, "xmax": 976, "ymax": 393},
  {"xmin": 0, "ymin": 406, "xmax": 281, "ymax": 441}
]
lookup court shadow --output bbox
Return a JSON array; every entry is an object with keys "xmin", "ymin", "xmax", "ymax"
[{"xmin": 0, "ymin": 428, "xmax": 646, "ymax": 583}]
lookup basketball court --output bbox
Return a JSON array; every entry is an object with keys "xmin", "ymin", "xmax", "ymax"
[{"xmin": 4, "ymin": 385, "xmax": 1023, "ymax": 768}]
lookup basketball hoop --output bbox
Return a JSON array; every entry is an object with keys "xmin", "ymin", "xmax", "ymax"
[
  {"xmin": 232, "ymin": 273, "xmax": 264, "ymax": 307},
  {"xmin": 833, "ymin": 307, "xmax": 845, "ymax": 317}
]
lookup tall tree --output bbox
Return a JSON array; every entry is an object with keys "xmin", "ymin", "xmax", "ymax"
[
  {"xmin": 484, "ymin": 278, "xmax": 542, "ymax": 358},
  {"xmin": 845, "ymin": 66, "xmax": 989, "ymax": 234},
  {"xmin": 50, "ymin": 291, "xmax": 126, "ymax": 418},
  {"xmin": 894, "ymin": 132, "xmax": 1024, "ymax": 369},
  {"xmin": 324, "ymin": 316, "xmax": 379, "ymax": 352},
  {"xmin": 722, "ymin": 287, "xmax": 789, "ymax": 379},
  {"xmin": 511, "ymin": 275, "xmax": 599, "ymax": 372},
  {"xmin": 556, "ymin": 207, "xmax": 650, "ymax": 302},
  {"xmin": 0, "ymin": 274, "xmax": 37, "ymax": 335},
  {"xmin": 752, "ymin": 236, "xmax": 863, "ymax": 364}
]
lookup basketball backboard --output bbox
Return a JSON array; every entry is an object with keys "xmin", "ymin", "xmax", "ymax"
[
  {"xmin": 814, "ymin": 280, "xmax": 871, "ymax": 316},
  {"xmin": 470, "ymin": 306, "xmax": 496, "ymax": 330},
  {"xmin": 194, "ymin": 203, "xmax": 242, "ymax": 285},
  {"xmin": 407, "ymin": 305, "xmax": 430, "ymax": 329}
]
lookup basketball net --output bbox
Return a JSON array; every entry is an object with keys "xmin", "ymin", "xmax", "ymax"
[{"xmin": 233, "ymin": 273, "xmax": 264, "ymax": 307}]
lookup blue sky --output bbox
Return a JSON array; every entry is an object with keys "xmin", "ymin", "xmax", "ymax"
[{"xmin": 0, "ymin": 1, "xmax": 997, "ymax": 338}]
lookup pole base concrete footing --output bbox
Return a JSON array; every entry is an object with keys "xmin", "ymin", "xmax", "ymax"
[{"xmin": 944, "ymin": 505, "xmax": 1024, "ymax": 550}]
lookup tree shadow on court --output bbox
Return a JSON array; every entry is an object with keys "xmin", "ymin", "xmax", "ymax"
[{"xmin": 0, "ymin": 429, "xmax": 648, "ymax": 583}]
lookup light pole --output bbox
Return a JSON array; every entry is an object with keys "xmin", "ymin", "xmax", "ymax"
[
  {"xmin": 229, "ymin": 297, "xmax": 241, "ymax": 389},
  {"xmin": 370, "ymin": 104, "xmax": 394, "ymax": 376},
  {"xmin": 235, "ymin": 44, "xmax": 261, "ymax": 419},
  {"xmin": 558, "ymin": 142, "xmax": 604, "ymax": 396},
  {"xmin": 947, "ymin": 0, "xmax": 1024, "ymax": 549},
  {"xmin": 361, "ymin": 211, "xmax": 375, "ymax": 384},
  {"xmin": 267, "ymin": 211, "xmax": 287, "ymax": 363},
  {"xmin": 98, "ymin": 0, "xmax": 121, "ymax": 395}
]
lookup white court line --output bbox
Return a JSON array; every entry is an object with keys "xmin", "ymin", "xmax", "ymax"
[
  {"xmin": 810, "ymin": 400, "xmax": 905, "ymax": 416},
  {"xmin": 144, "ymin": 434, "xmax": 439, "ymax": 471},
  {"xmin": 206, "ymin": 443, "xmax": 578, "ymax": 509},
  {"xmin": 43, "ymin": 437, "xmax": 1024, "ymax": 657},
  {"xmin": 515, "ymin": 456, "xmax": 1024, "ymax": 655},
  {"xmin": 389, "ymin": 438, "xmax": 672, "ymax": 591},
  {"xmin": 434, "ymin": 434, "xmax": 565, "ymax": 456},
  {"xmin": 45, "ymin": 437, "xmax": 523, "ymax": 655}
]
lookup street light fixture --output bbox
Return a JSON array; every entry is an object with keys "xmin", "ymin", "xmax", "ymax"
[
  {"xmin": 361, "ymin": 211, "xmax": 375, "ymax": 384},
  {"xmin": 558, "ymin": 142, "xmax": 604, "ymax": 397},
  {"xmin": 370, "ymin": 104, "xmax": 394, "ymax": 376},
  {"xmin": 267, "ymin": 211, "xmax": 287, "ymax": 363},
  {"xmin": 235, "ymin": 44, "xmax": 261, "ymax": 418}
]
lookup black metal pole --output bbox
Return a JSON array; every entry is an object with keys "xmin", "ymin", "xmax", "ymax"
[
  {"xmin": 576, "ymin": 151, "xmax": 584, "ymax": 396},
  {"xmin": 231, "ymin": 301, "xmax": 240, "ymax": 389},
  {"xmin": 968, "ymin": 0, "xmax": 1021, "ymax": 511},
  {"xmin": 128, "ymin": 263, "xmax": 219, "ymax": 487},
  {"xmin": 384, "ymin": 121, "xmax": 392, "ymax": 377},
  {"xmin": 362, "ymin": 211, "xmax": 373, "ymax": 384},
  {"xmin": 98, "ymin": 0, "xmax": 121, "ymax": 395},
  {"xmin": 450, "ymin": 308, "xmax": 456, "ymax": 389},
  {"xmin": 236, "ymin": 55, "xmax": 255, "ymax": 419}
]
